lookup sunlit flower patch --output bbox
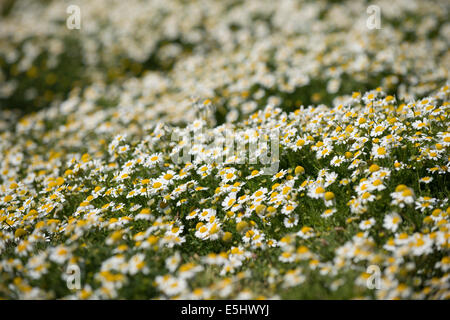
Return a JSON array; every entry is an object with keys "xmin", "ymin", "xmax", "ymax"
[{"xmin": 0, "ymin": 0, "xmax": 449, "ymax": 300}]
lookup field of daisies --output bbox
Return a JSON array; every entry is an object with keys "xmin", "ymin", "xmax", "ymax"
[{"xmin": 0, "ymin": 0, "xmax": 449, "ymax": 300}]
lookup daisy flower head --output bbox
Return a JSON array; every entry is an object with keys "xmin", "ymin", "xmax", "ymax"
[
  {"xmin": 383, "ymin": 212, "xmax": 402, "ymax": 232},
  {"xmin": 321, "ymin": 208, "xmax": 336, "ymax": 219},
  {"xmin": 359, "ymin": 218, "xmax": 375, "ymax": 230}
]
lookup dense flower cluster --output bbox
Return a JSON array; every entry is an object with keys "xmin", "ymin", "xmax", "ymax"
[
  {"xmin": 1, "ymin": 0, "xmax": 448, "ymax": 116},
  {"xmin": 1, "ymin": 85, "xmax": 449, "ymax": 299},
  {"xmin": 0, "ymin": 0, "xmax": 449, "ymax": 299}
]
